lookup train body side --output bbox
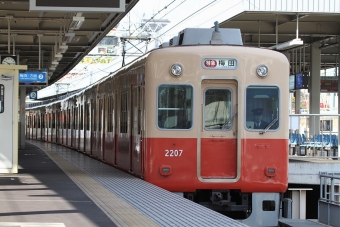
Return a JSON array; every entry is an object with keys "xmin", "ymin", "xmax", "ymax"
[{"xmin": 26, "ymin": 45, "xmax": 289, "ymax": 194}]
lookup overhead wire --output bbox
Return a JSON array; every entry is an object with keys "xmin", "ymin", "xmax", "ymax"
[
  {"xmin": 54, "ymin": 0, "xmax": 225, "ymax": 92},
  {"xmin": 99, "ymin": 0, "xmax": 221, "ymax": 72}
]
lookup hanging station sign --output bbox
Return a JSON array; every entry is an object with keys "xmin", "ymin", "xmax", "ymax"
[
  {"xmin": 19, "ymin": 71, "xmax": 48, "ymax": 87},
  {"xmin": 29, "ymin": 0, "xmax": 125, "ymax": 12}
]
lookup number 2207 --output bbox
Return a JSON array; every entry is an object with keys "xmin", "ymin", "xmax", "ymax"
[{"xmin": 165, "ymin": 149, "xmax": 183, "ymax": 157}]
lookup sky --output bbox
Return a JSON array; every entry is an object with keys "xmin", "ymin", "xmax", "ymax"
[{"xmin": 37, "ymin": 0, "xmax": 246, "ymax": 98}]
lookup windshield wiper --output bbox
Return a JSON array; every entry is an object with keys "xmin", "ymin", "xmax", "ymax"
[
  {"xmin": 260, "ymin": 117, "xmax": 278, "ymax": 135},
  {"xmin": 221, "ymin": 112, "xmax": 237, "ymax": 129}
]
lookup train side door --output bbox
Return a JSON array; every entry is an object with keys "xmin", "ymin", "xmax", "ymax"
[
  {"xmin": 130, "ymin": 85, "xmax": 144, "ymax": 176},
  {"xmin": 199, "ymin": 79, "xmax": 238, "ymax": 179}
]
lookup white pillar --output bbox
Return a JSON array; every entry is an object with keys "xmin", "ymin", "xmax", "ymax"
[
  {"xmin": 309, "ymin": 42, "xmax": 321, "ymax": 135},
  {"xmin": 289, "ymin": 188, "xmax": 313, "ymax": 219},
  {"xmin": 20, "ymin": 86, "xmax": 26, "ymax": 149}
]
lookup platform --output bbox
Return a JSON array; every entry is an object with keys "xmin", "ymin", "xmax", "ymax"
[
  {"xmin": 279, "ymin": 218, "xmax": 330, "ymax": 227},
  {"xmin": 0, "ymin": 141, "xmax": 248, "ymax": 227}
]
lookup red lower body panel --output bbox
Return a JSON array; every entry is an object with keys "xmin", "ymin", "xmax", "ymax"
[{"xmin": 144, "ymin": 137, "xmax": 288, "ymax": 193}]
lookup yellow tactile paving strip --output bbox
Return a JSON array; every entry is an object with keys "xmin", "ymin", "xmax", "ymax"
[{"xmin": 33, "ymin": 142, "xmax": 159, "ymax": 227}]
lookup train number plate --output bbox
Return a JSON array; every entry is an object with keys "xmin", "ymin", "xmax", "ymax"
[{"xmin": 165, "ymin": 150, "xmax": 183, "ymax": 157}]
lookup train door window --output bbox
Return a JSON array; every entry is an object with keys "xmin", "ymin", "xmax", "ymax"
[
  {"xmin": 137, "ymin": 86, "xmax": 141, "ymax": 134},
  {"xmin": 80, "ymin": 105, "xmax": 83, "ymax": 130},
  {"xmin": 86, "ymin": 102, "xmax": 90, "ymax": 130},
  {"xmin": 56, "ymin": 111, "xmax": 60, "ymax": 129},
  {"xmin": 107, "ymin": 96, "xmax": 113, "ymax": 132},
  {"xmin": 245, "ymin": 85, "xmax": 279, "ymax": 131},
  {"xmin": 67, "ymin": 109, "xmax": 71, "ymax": 129},
  {"xmin": 99, "ymin": 99, "xmax": 102, "ymax": 132},
  {"xmin": 157, "ymin": 84, "xmax": 193, "ymax": 130},
  {"xmin": 41, "ymin": 113, "xmax": 45, "ymax": 128},
  {"xmin": 38, "ymin": 115, "xmax": 41, "ymax": 128},
  {"xmin": 74, "ymin": 107, "xmax": 78, "ymax": 130},
  {"xmin": 49, "ymin": 113, "xmax": 52, "ymax": 129},
  {"xmin": 63, "ymin": 110, "xmax": 66, "ymax": 129},
  {"xmin": 91, "ymin": 99, "xmax": 97, "ymax": 132},
  {"xmin": 114, "ymin": 91, "xmax": 118, "ymax": 134},
  {"xmin": 33, "ymin": 116, "xmax": 36, "ymax": 128},
  {"xmin": 52, "ymin": 113, "xmax": 55, "ymax": 129},
  {"xmin": 0, "ymin": 84, "xmax": 4, "ymax": 113},
  {"xmin": 45, "ymin": 114, "xmax": 47, "ymax": 128},
  {"xmin": 120, "ymin": 91, "xmax": 128, "ymax": 133},
  {"xmin": 204, "ymin": 89, "xmax": 232, "ymax": 130}
]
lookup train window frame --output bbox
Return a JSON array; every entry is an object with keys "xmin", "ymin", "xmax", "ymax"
[
  {"xmin": 203, "ymin": 88, "xmax": 233, "ymax": 131},
  {"xmin": 157, "ymin": 83, "xmax": 193, "ymax": 130},
  {"xmin": 245, "ymin": 85, "xmax": 280, "ymax": 132},
  {"xmin": 0, "ymin": 84, "xmax": 4, "ymax": 113}
]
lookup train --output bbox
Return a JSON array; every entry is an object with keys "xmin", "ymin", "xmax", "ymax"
[{"xmin": 26, "ymin": 26, "xmax": 289, "ymax": 227}]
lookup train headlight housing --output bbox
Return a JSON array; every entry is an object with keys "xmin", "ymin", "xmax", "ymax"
[
  {"xmin": 256, "ymin": 64, "xmax": 269, "ymax": 78},
  {"xmin": 170, "ymin": 63, "xmax": 183, "ymax": 77}
]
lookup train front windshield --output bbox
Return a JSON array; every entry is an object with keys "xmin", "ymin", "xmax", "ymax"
[
  {"xmin": 157, "ymin": 84, "xmax": 193, "ymax": 129},
  {"xmin": 245, "ymin": 85, "xmax": 280, "ymax": 131}
]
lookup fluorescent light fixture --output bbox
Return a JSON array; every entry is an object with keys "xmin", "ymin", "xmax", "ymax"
[
  {"xmin": 62, "ymin": 33, "xmax": 75, "ymax": 44},
  {"xmin": 49, "ymin": 66, "xmax": 56, "ymax": 71},
  {"xmin": 54, "ymin": 54, "xmax": 63, "ymax": 61},
  {"xmin": 57, "ymin": 45, "xmax": 68, "ymax": 54},
  {"xmin": 70, "ymin": 16, "xmax": 84, "ymax": 30},
  {"xmin": 51, "ymin": 61, "xmax": 59, "ymax": 65},
  {"xmin": 272, "ymin": 38, "xmax": 304, "ymax": 51}
]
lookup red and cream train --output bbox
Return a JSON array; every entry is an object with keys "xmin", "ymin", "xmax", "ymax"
[{"xmin": 26, "ymin": 27, "xmax": 289, "ymax": 227}]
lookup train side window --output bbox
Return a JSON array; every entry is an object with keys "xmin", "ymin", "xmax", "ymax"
[
  {"xmin": 0, "ymin": 84, "xmax": 4, "ymax": 113},
  {"xmin": 204, "ymin": 89, "xmax": 232, "ymax": 130},
  {"xmin": 157, "ymin": 84, "xmax": 193, "ymax": 130},
  {"xmin": 245, "ymin": 85, "xmax": 279, "ymax": 131}
]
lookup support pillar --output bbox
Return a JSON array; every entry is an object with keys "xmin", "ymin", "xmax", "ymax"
[
  {"xmin": 309, "ymin": 42, "xmax": 321, "ymax": 135},
  {"xmin": 19, "ymin": 86, "xmax": 26, "ymax": 149},
  {"xmin": 289, "ymin": 188, "xmax": 312, "ymax": 219}
]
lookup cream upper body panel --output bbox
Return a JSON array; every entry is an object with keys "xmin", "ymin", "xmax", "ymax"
[{"xmin": 144, "ymin": 45, "xmax": 289, "ymax": 139}]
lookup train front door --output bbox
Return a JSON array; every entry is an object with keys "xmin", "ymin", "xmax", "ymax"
[{"xmin": 199, "ymin": 79, "xmax": 238, "ymax": 179}]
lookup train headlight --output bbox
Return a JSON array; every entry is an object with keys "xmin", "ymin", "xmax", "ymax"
[
  {"xmin": 170, "ymin": 63, "xmax": 183, "ymax": 77},
  {"xmin": 256, "ymin": 64, "xmax": 269, "ymax": 78}
]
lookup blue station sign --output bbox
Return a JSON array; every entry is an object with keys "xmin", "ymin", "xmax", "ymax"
[{"xmin": 19, "ymin": 71, "xmax": 48, "ymax": 86}]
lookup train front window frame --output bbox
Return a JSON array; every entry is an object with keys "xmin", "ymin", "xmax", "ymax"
[
  {"xmin": 204, "ymin": 88, "xmax": 232, "ymax": 131},
  {"xmin": 245, "ymin": 85, "xmax": 280, "ymax": 131},
  {"xmin": 157, "ymin": 84, "xmax": 193, "ymax": 130}
]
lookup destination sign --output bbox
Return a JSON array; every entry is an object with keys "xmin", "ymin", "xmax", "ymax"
[{"xmin": 202, "ymin": 58, "xmax": 238, "ymax": 70}]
